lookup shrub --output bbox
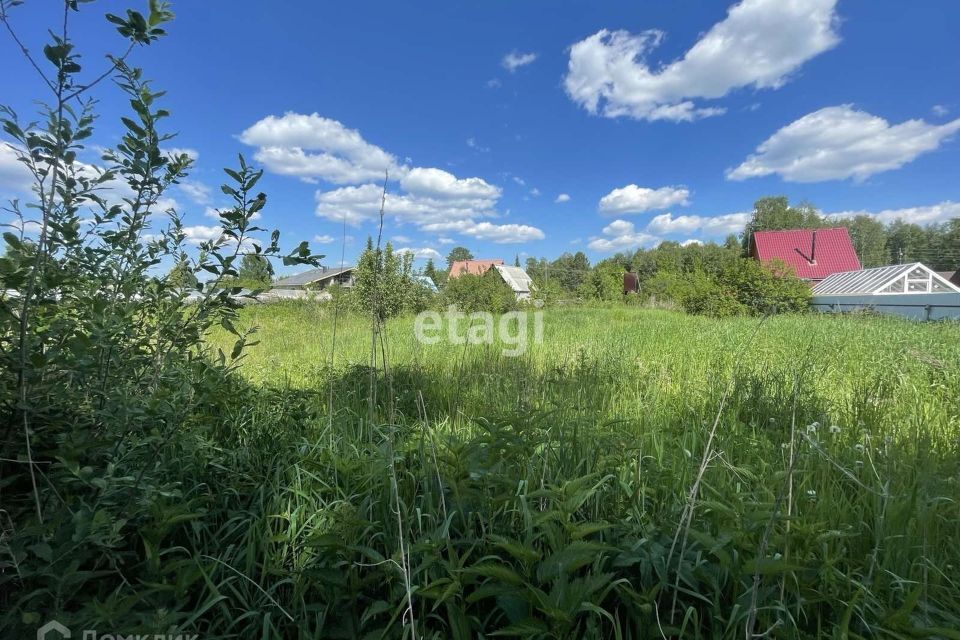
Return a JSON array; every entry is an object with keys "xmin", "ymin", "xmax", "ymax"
[
  {"xmin": 577, "ymin": 261, "xmax": 624, "ymax": 301},
  {"xmin": 0, "ymin": 4, "xmax": 318, "ymax": 631},
  {"xmin": 719, "ymin": 258, "xmax": 811, "ymax": 315},
  {"xmin": 680, "ymin": 271, "xmax": 749, "ymax": 317},
  {"xmin": 441, "ymin": 270, "xmax": 517, "ymax": 313},
  {"xmin": 678, "ymin": 259, "xmax": 810, "ymax": 318}
]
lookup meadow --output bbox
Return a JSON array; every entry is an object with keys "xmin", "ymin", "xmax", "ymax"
[{"xmin": 199, "ymin": 304, "xmax": 960, "ymax": 638}]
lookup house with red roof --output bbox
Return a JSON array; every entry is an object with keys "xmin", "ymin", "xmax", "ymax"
[
  {"xmin": 749, "ymin": 228, "xmax": 860, "ymax": 282},
  {"xmin": 448, "ymin": 259, "xmax": 504, "ymax": 279}
]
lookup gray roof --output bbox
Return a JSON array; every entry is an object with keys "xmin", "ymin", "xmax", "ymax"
[
  {"xmin": 812, "ymin": 262, "xmax": 960, "ymax": 296},
  {"xmin": 494, "ymin": 265, "xmax": 534, "ymax": 293},
  {"xmin": 273, "ymin": 265, "xmax": 354, "ymax": 287}
]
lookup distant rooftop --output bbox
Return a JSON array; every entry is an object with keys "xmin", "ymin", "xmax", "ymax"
[
  {"xmin": 448, "ymin": 259, "xmax": 503, "ymax": 278},
  {"xmin": 751, "ymin": 228, "xmax": 860, "ymax": 281},
  {"xmin": 274, "ymin": 265, "xmax": 354, "ymax": 287}
]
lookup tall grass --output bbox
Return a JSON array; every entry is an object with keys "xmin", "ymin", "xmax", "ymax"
[{"xmin": 185, "ymin": 304, "xmax": 960, "ymax": 638}]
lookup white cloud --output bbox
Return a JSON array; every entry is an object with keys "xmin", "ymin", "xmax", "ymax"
[
  {"xmin": 181, "ymin": 225, "xmax": 224, "ymax": 245},
  {"xmin": 181, "ymin": 224, "xmax": 261, "ymax": 252},
  {"xmin": 826, "ymin": 201, "xmax": 960, "ymax": 226},
  {"xmin": 314, "ymin": 181, "xmax": 542, "ymax": 243},
  {"xmin": 437, "ymin": 237, "xmax": 455, "ymax": 245},
  {"xmin": 241, "ymin": 113, "xmax": 543, "ymax": 243},
  {"xmin": 420, "ymin": 219, "xmax": 544, "ymax": 244},
  {"xmin": 486, "ymin": 78, "xmax": 502, "ymax": 89},
  {"xmin": 239, "ymin": 112, "xmax": 400, "ymax": 184},
  {"xmin": 163, "ymin": 147, "xmax": 200, "ymax": 162},
  {"xmin": 587, "ymin": 219, "xmax": 658, "ymax": 252},
  {"xmin": 727, "ymin": 106, "xmax": 960, "ymax": 182},
  {"xmin": 598, "ymin": 184, "xmax": 690, "ymax": 215},
  {"xmin": 399, "ymin": 167, "xmax": 501, "ymax": 200},
  {"xmin": 463, "ymin": 221, "xmax": 544, "ymax": 243},
  {"xmin": 680, "ymin": 239, "xmax": 703, "ymax": 247},
  {"xmin": 502, "ymin": 51, "xmax": 538, "ymax": 72},
  {"xmin": 396, "ymin": 246, "xmax": 442, "ymax": 261},
  {"xmin": 646, "ymin": 211, "xmax": 750, "ymax": 236},
  {"xmin": 564, "ymin": 0, "xmax": 839, "ymax": 121},
  {"xmin": 177, "ymin": 180, "xmax": 211, "ymax": 204},
  {"xmin": 0, "ymin": 144, "xmax": 34, "ymax": 194},
  {"xmin": 391, "ymin": 234, "xmax": 412, "ymax": 244},
  {"xmin": 555, "ymin": 193, "xmax": 571, "ymax": 203},
  {"xmin": 512, "ymin": 176, "xmax": 526, "ymax": 187},
  {"xmin": 530, "ymin": 187, "xmax": 541, "ymax": 197},
  {"xmin": 932, "ymin": 104, "xmax": 950, "ymax": 117},
  {"xmin": 314, "ymin": 234, "xmax": 336, "ymax": 244}
]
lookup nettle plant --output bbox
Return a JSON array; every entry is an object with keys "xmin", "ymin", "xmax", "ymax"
[{"xmin": 0, "ymin": 0, "xmax": 318, "ymax": 626}]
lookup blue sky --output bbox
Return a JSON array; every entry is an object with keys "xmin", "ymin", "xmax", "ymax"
[{"xmin": 2, "ymin": 0, "xmax": 959, "ymax": 271}]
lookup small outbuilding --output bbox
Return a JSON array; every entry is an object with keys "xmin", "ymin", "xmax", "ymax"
[
  {"xmin": 811, "ymin": 262, "xmax": 960, "ymax": 320},
  {"xmin": 494, "ymin": 264, "xmax": 535, "ymax": 301}
]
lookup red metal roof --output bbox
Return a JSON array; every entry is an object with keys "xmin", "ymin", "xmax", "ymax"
[
  {"xmin": 750, "ymin": 228, "xmax": 860, "ymax": 281},
  {"xmin": 448, "ymin": 259, "xmax": 504, "ymax": 278}
]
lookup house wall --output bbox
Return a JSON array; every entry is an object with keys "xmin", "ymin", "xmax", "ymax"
[{"xmin": 811, "ymin": 292, "xmax": 960, "ymax": 320}]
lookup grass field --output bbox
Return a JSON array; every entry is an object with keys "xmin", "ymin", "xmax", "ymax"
[{"xmin": 203, "ymin": 304, "xmax": 960, "ymax": 638}]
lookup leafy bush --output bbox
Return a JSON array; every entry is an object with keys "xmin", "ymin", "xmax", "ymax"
[
  {"xmin": 670, "ymin": 259, "xmax": 809, "ymax": 318},
  {"xmin": 351, "ymin": 238, "xmax": 434, "ymax": 317},
  {"xmin": 680, "ymin": 271, "xmax": 749, "ymax": 317},
  {"xmin": 441, "ymin": 269, "xmax": 518, "ymax": 313},
  {"xmin": 576, "ymin": 261, "xmax": 623, "ymax": 301},
  {"xmin": 0, "ymin": 3, "xmax": 317, "ymax": 632},
  {"xmin": 718, "ymin": 258, "xmax": 811, "ymax": 315}
]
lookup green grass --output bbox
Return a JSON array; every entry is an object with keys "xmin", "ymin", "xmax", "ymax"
[{"xmin": 197, "ymin": 304, "xmax": 960, "ymax": 638}]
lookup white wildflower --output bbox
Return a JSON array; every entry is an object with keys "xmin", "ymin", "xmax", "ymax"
[{"xmin": 829, "ymin": 425, "xmax": 841, "ymax": 434}]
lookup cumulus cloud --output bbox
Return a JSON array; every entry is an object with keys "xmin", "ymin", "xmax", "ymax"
[
  {"xmin": 502, "ymin": 51, "xmax": 538, "ymax": 72},
  {"xmin": 598, "ymin": 185, "xmax": 690, "ymax": 215},
  {"xmin": 587, "ymin": 219, "xmax": 658, "ymax": 252},
  {"xmin": 177, "ymin": 180, "xmax": 212, "ymax": 205},
  {"xmin": 727, "ymin": 106, "xmax": 960, "ymax": 182},
  {"xmin": 588, "ymin": 210, "xmax": 751, "ymax": 252},
  {"xmin": 313, "ymin": 234, "xmax": 336, "ymax": 244},
  {"xmin": 242, "ymin": 112, "xmax": 543, "ymax": 243},
  {"xmin": 239, "ymin": 112, "xmax": 400, "ymax": 184},
  {"xmin": 555, "ymin": 193, "xmax": 571, "ymax": 203},
  {"xmin": 564, "ymin": 0, "xmax": 839, "ymax": 121},
  {"xmin": 0, "ymin": 144, "xmax": 34, "ymax": 194},
  {"xmin": 396, "ymin": 246, "xmax": 443, "ymax": 261},
  {"xmin": 826, "ymin": 201, "xmax": 960, "ymax": 226},
  {"xmin": 163, "ymin": 147, "xmax": 200, "ymax": 162},
  {"xmin": 420, "ymin": 219, "xmax": 545, "ymax": 244},
  {"xmin": 181, "ymin": 225, "xmax": 224, "ymax": 245},
  {"xmin": 646, "ymin": 211, "xmax": 750, "ymax": 236},
  {"xmin": 316, "ymin": 182, "xmax": 499, "ymax": 227},
  {"xmin": 400, "ymin": 167, "xmax": 501, "ymax": 200},
  {"xmin": 314, "ymin": 183, "xmax": 543, "ymax": 243}
]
